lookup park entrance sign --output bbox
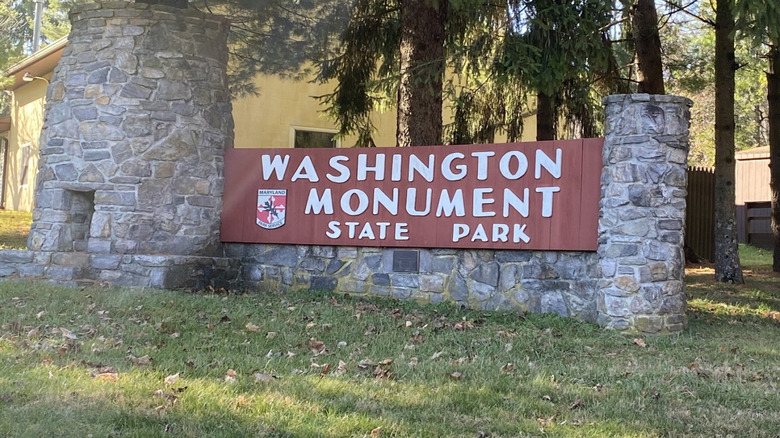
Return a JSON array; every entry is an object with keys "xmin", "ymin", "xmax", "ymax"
[
  {"xmin": 0, "ymin": 0, "xmax": 692, "ymax": 335},
  {"xmin": 221, "ymin": 139, "xmax": 603, "ymax": 251}
]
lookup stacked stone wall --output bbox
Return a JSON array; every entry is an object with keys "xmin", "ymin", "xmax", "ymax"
[
  {"xmin": 597, "ymin": 95, "xmax": 692, "ymax": 333},
  {"xmin": 226, "ymin": 244, "xmax": 601, "ymax": 321},
  {"xmin": 28, "ymin": 1, "xmax": 232, "ymax": 257}
]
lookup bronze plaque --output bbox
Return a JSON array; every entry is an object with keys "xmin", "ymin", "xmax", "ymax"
[{"xmin": 393, "ymin": 250, "xmax": 419, "ymax": 272}]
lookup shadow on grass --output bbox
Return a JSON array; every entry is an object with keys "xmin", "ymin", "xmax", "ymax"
[
  {"xmin": 0, "ymin": 232, "xmax": 28, "ymax": 250},
  {"xmin": 685, "ymin": 262, "xmax": 780, "ymax": 327}
]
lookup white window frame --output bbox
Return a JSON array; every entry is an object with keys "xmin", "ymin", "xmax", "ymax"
[{"xmin": 289, "ymin": 126, "xmax": 340, "ymax": 149}]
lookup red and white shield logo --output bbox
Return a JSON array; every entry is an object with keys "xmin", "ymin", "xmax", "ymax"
[{"xmin": 257, "ymin": 189, "xmax": 287, "ymax": 229}]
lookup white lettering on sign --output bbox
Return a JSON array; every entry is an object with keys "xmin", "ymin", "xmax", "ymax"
[
  {"xmin": 304, "ymin": 186, "xmax": 558, "ymax": 219},
  {"xmin": 251, "ymin": 144, "xmax": 578, "ymax": 247},
  {"xmin": 326, "ymin": 221, "xmax": 409, "ymax": 240},
  {"xmin": 452, "ymin": 223, "xmax": 530, "ymax": 243}
]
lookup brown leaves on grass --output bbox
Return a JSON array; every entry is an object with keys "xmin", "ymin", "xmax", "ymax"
[
  {"xmin": 164, "ymin": 373, "xmax": 180, "ymax": 385},
  {"xmin": 91, "ymin": 366, "xmax": 118, "ymax": 382},
  {"xmin": 446, "ymin": 371, "xmax": 464, "ymax": 380},
  {"xmin": 355, "ymin": 359, "xmax": 393, "ymax": 379},
  {"xmin": 254, "ymin": 373, "xmax": 278, "ymax": 382},
  {"xmin": 307, "ymin": 338, "xmax": 327, "ymax": 356},
  {"xmin": 128, "ymin": 354, "xmax": 151, "ymax": 366},
  {"xmin": 225, "ymin": 369, "xmax": 237, "ymax": 383}
]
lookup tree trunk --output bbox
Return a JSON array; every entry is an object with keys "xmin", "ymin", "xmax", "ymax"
[
  {"xmin": 768, "ymin": 45, "xmax": 780, "ymax": 271},
  {"xmin": 397, "ymin": 0, "xmax": 447, "ymax": 147},
  {"xmin": 713, "ymin": 0, "xmax": 743, "ymax": 283},
  {"xmin": 536, "ymin": 91, "xmax": 555, "ymax": 141},
  {"xmin": 632, "ymin": 0, "xmax": 665, "ymax": 94}
]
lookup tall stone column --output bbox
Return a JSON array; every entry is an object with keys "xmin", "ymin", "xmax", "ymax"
[
  {"xmin": 598, "ymin": 94, "xmax": 693, "ymax": 333},
  {"xmin": 29, "ymin": 1, "xmax": 233, "ymax": 257}
]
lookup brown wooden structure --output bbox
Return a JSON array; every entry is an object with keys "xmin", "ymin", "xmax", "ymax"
[
  {"xmin": 686, "ymin": 166, "xmax": 715, "ymax": 261},
  {"xmin": 735, "ymin": 147, "xmax": 772, "ymax": 249}
]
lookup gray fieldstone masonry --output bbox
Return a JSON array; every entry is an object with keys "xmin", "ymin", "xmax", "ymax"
[
  {"xmin": 598, "ymin": 94, "xmax": 692, "ymax": 333},
  {"xmin": 29, "ymin": 1, "xmax": 232, "ymax": 257},
  {"xmin": 0, "ymin": 2, "xmax": 693, "ymax": 334}
]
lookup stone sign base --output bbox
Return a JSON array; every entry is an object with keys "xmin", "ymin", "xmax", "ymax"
[
  {"xmin": 0, "ymin": 249, "xmax": 239, "ymax": 291},
  {"xmin": 2, "ymin": 241, "xmax": 679, "ymax": 333}
]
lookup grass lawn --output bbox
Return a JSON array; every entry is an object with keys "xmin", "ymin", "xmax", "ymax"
[
  {"xmin": 0, "ymin": 210, "xmax": 31, "ymax": 250},
  {"xmin": 0, "ymin": 214, "xmax": 779, "ymax": 436}
]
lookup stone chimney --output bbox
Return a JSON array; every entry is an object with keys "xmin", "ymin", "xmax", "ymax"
[{"xmin": 29, "ymin": 1, "xmax": 233, "ymax": 258}]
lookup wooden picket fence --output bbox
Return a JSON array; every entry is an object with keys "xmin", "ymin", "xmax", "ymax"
[{"xmin": 686, "ymin": 166, "xmax": 715, "ymax": 262}]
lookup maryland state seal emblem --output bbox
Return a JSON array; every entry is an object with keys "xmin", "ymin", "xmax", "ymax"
[{"xmin": 256, "ymin": 189, "xmax": 287, "ymax": 229}]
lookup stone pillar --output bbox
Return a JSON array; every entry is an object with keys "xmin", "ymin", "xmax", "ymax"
[
  {"xmin": 29, "ymin": 1, "xmax": 233, "ymax": 257},
  {"xmin": 598, "ymin": 94, "xmax": 692, "ymax": 333}
]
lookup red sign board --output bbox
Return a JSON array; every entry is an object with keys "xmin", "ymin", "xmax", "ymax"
[{"xmin": 221, "ymin": 139, "xmax": 603, "ymax": 250}]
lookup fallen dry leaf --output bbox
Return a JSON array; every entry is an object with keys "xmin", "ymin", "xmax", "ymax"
[
  {"xmin": 536, "ymin": 415, "xmax": 557, "ymax": 427},
  {"xmin": 633, "ymin": 338, "xmax": 647, "ymax": 348},
  {"xmin": 245, "ymin": 322, "xmax": 260, "ymax": 332},
  {"xmin": 305, "ymin": 322, "xmax": 317, "ymax": 330},
  {"xmin": 128, "ymin": 354, "xmax": 152, "ymax": 366},
  {"xmin": 447, "ymin": 371, "xmax": 464, "ymax": 380},
  {"xmin": 154, "ymin": 389, "xmax": 178, "ymax": 402},
  {"xmin": 308, "ymin": 338, "xmax": 326, "ymax": 355},
  {"xmin": 332, "ymin": 360, "xmax": 348, "ymax": 377},
  {"xmin": 408, "ymin": 357, "xmax": 419, "ymax": 367},
  {"xmin": 266, "ymin": 331, "xmax": 277, "ymax": 339},
  {"xmin": 225, "ymin": 369, "xmax": 237, "ymax": 383},
  {"xmin": 95, "ymin": 372, "xmax": 118, "ymax": 382},
  {"xmin": 59, "ymin": 328, "xmax": 78, "ymax": 340},
  {"xmin": 431, "ymin": 351, "xmax": 445, "ymax": 360},
  {"xmin": 500, "ymin": 363, "xmax": 515, "ymax": 373},
  {"xmin": 254, "ymin": 373, "xmax": 277, "ymax": 382},
  {"xmin": 164, "ymin": 373, "xmax": 180, "ymax": 385},
  {"xmin": 370, "ymin": 426, "xmax": 382, "ymax": 436},
  {"xmin": 452, "ymin": 357, "xmax": 468, "ymax": 366},
  {"xmin": 570, "ymin": 398, "xmax": 583, "ymax": 410}
]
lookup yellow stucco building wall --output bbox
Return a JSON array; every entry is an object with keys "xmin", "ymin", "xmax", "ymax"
[
  {"xmin": 232, "ymin": 74, "xmax": 398, "ymax": 149},
  {"xmin": 233, "ymin": 73, "xmax": 538, "ymax": 149},
  {"xmin": 1, "ymin": 78, "xmax": 48, "ymax": 212}
]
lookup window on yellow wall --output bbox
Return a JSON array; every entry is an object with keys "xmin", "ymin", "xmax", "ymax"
[
  {"xmin": 291, "ymin": 127, "xmax": 339, "ymax": 148},
  {"xmin": 20, "ymin": 143, "xmax": 31, "ymax": 186}
]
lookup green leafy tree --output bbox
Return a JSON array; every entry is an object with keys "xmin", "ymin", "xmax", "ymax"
[
  {"xmin": 0, "ymin": 0, "xmax": 26, "ymax": 73},
  {"xmin": 663, "ymin": 4, "xmax": 769, "ymax": 166}
]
